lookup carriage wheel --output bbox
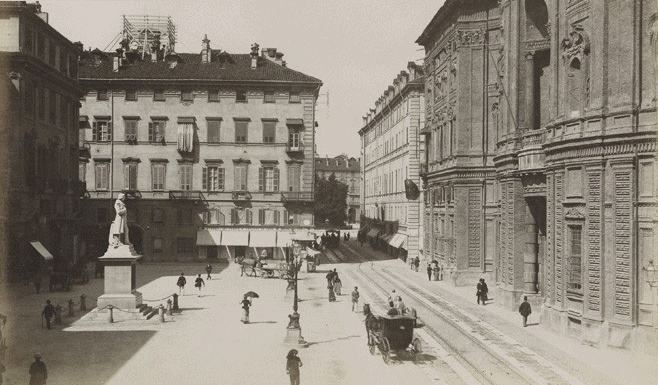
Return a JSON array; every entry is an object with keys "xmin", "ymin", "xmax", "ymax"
[
  {"xmin": 381, "ymin": 337, "xmax": 391, "ymax": 364},
  {"xmin": 412, "ymin": 338, "xmax": 422, "ymax": 364},
  {"xmin": 267, "ymin": 270, "xmax": 275, "ymax": 278},
  {"xmin": 368, "ymin": 335, "xmax": 376, "ymax": 355}
]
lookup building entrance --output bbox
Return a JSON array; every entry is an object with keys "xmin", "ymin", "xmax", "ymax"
[{"xmin": 524, "ymin": 196, "xmax": 546, "ymax": 294}]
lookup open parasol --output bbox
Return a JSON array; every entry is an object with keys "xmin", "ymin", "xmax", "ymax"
[{"xmin": 244, "ymin": 291, "xmax": 260, "ymax": 299}]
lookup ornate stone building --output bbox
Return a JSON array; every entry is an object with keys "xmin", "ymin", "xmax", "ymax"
[
  {"xmin": 0, "ymin": 2, "xmax": 85, "ymax": 281},
  {"xmin": 359, "ymin": 62, "xmax": 425, "ymax": 262},
  {"xmin": 315, "ymin": 154, "xmax": 361, "ymax": 223},
  {"xmin": 79, "ymin": 16, "xmax": 322, "ymax": 262},
  {"xmin": 417, "ymin": 0, "xmax": 657, "ymax": 352}
]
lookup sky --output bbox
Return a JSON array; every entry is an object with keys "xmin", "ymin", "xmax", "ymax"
[{"xmin": 38, "ymin": 0, "xmax": 444, "ymax": 158}]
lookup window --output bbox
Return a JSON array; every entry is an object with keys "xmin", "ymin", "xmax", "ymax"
[
  {"xmin": 125, "ymin": 90, "xmax": 137, "ymax": 101},
  {"xmin": 234, "ymin": 164, "xmax": 248, "ymax": 191},
  {"xmin": 124, "ymin": 163, "xmax": 138, "ymax": 190},
  {"xmin": 151, "ymin": 163, "xmax": 166, "ymax": 191},
  {"xmin": 49, "ymin": 43, "xmax": 57, "ymax": 67},
  {"xmin": 37, "ymin": 86, "xmax": 44, "ymax": 119},
  {"xmin": 149, "ymin": 120, "xmax": 166, "ymax": 143},
  {"xmin": 264, "ymin": 90, "xmax": 275, "ymax": 103},
  {"xmin": 181, "ymin": 90, "xmax": 193, "ymax": 102},
  {"xmin": 207, "ymin": 119, "xmax": 221, "ymax": 143},
  {"xmin": 262, "ymin": 121, "xmax": 276, "ymax": 143},
  {"xmin": 289, "ymin": 91, "xmax": 300, "ymax": 103},
  {"xmin": 203, "ymin": 166, "xmax": 224, "ymax": 191},
  {"xmin": 153, "ymin": 238, "xmax": 163, "ymax": 253},
  {"xmin": 79, "ymin": 163, "xmax": 86, "ymax": 182},
  {"xmin": 567, "ymin": 225, "xmax": 583, "ymax": 292},
  {"xmin": 259, "ymin": 166, "xmax": 279, "ymax": 192},
  {"xmin": 94, "ymin": 162, "xmax": 110, "ymax": 191},
  {"xmin": 37, "ymin": 33, "xmax": 44, "ymax": 59},
  {"xmin": 230, "ymin": 208, "xmax": 250, "ymax": 225},
  {"xmin": 235, "ymin": 120, "xmax": 248, "ymax": 143},
  {"xmin": 258, "ymin": 209, "xmax": 279, "ymax": 225},
  {"xmin": 208, "ymin": 90, "xmax": 220, "ymax": 102},
  {"xmin": 124, "ymin": 119, "xmax": 138, "ymax": 142},
  {"xmin": 92, "ymin": 120, "xmax": 112, "ymax": 141},
  {"xmin": 288, "ymin": 165, "xmax": 301, "ymax": 192},
  {"xmin": 203, "ymin": 208, "xmax": 225, "ymax": 225},
  {"xmin": 154, "ymin": 89, "xmax": 165, "ymax": 101},
  {"xmin": 97, "ymin": 90, "xmax": 108, "ymax": 101},
  {"xmin": 236, "ymin": 90, "xmax": 247, "ymax": 102},
  {"xmin": 179, "ymin": 164, "xmax": 193, "ymax": 190},
  {"xmin": 59, "ymin": 50, "xmax": 67, "ymax": 74},
  {"xmin": 49, "ymin": 90, "xmax": 57, "ymax": 124},
  {"xmin": 288, "ymin": 130, "xmax": 300, "ymax": 148},
  {"xmin": 152, "ymin": 208, "xmax": 165, "ymax": 223}
]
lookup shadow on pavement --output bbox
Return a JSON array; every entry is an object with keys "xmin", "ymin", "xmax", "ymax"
[{"xmin": 306, "ymin": 334, "xmax": 360, "ymax": 346}]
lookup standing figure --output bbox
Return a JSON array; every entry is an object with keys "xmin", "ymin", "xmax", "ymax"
[
  {"xmin": 29, "ymin": 354, "xmax": 47, "ymax": 385},
  {"xmin": 414, "ymin": 257, "xmax": 420, "ymax": 272},
  {"xmin": 476, "ymin": 278, "xmax": 489, "ymax": 305},
  {"xmin": 519, "ymin": 296, "xmax": 532, "ymax": 327},
  {"xmin": 109, "ymin": 193, "xmax": 130, "ymax": 248},
  {"xmin": 333, "ymin": 275, "xmax": 342, "ymax": 296},
  {"xmin": 426, "ymin": 264, "xmax": 432, "ymax": 281},
  {"xmin": 41, "ymin": 300, "xmax": 55, "ymax": 330},
  {"xmin": 286, "ymin": 349, "xmax": 303, "ymax": 385},
  {"xmin": 240, "ymin": 296, "xmax": 252, "ymax": 323},
  {"xmin": 328, "ymin": 282, "xmax": 336, "ymax": 302},
  {"xmin": 351, "ymin": 287, "xmax": 360, "ymax": 312},
  {"xmin": 176, "ymin": 273, "xmax": 187, "ymax": 295},
  {"xmin": 325, "ymin": 268, "xmax": 337, "ymax": 286},
  {"xmin": 205, "ymin": 263, "xmax": 213, "ymax": 280},
  {"xmin": 194, "ymin": 274, "xmax": 205, "ymax": 297}
]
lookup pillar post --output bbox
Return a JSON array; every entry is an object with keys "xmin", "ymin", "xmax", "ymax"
[
  {"xmin": 525, "ymin": 51, "xmax": 536, "ymax": 130},
  {"xmin": 524, "ymin": 202, "xmax": 538, "ymax": 293}
]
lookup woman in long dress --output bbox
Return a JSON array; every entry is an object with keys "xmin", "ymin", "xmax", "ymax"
[
  {"xmin": 240, "ymin": 296, "xmax": 251, "ymax": 323},
  {"xmin": 333, "ymin": 275, "xmax": 342, "ymax": 296}
]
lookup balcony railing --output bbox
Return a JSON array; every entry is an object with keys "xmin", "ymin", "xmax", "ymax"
[
  {"xmin": 521, "ymin": 130, "xmax": 546, "ymax": 148},
  {"xmin": 232, "ymin": 191, "xmax": 252, "ymax": 201},
  {"xmin": 286, "ymin": 142, "xmax": 304, "ymax": 153},
  {"xmin": 281, "ymin": 191, "xmax": 314, "ymax": 202},
  {"xmin": 169, "ymin": 190, "xmax": 204, "ymax": 200}
]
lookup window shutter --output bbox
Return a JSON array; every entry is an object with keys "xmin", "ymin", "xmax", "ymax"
[
  {"xmin": 230, "ymin": 208, "xmax": 236, "ymax": 224},
  {"xmin": 273, "ymin": 168, "xmax": 279, "ymax": 192},
  {"xmin": 107, "ymin": 121, "xmax": 112, "ymax": 141},
  {"xmin": 124, "ymin": 164, "xmax": 129, "ymax": 189},
  {"xmin": 258, "ymin": 167, "xmax": 264, "ymax": 191},
  {"xmin": 130, "ymin": 165, "xmax": 137, "ymax": 189},
  {"xmin": 283, "ymin": 209, "xmax": 289, "ymax": 225},
  {"xmin": 246, "ymin": 209, "xmax": 252, "ymax": 224},
  {"xmin": 218, "ymin": 168, "xmax": 224, "ymax": 190},
  {"xmin": 274, "ymin": 210, "xmax": 280, "ymax": 225},
  {"xmin": 259, "ymin": 209, "xmax": 265, "ymax": 225},
  {"xmin": 148, "ymin": 122, "xmax": 153, "ymax": 142},
  {"xmin": 202, "ymin": 167, "xmax": 207, "ymax": 191},
  {"xmin": 92, "ymin": 121, "xmax": 98, "ymax": 141}
]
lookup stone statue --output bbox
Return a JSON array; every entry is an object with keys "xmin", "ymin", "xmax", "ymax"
[{"xmin": 109, "ymin": 193, "xmax": 130, "ymax": 248}]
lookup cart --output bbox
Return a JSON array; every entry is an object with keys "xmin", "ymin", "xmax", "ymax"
[{"xmin": 367, "ymin": 314, "xmax": 422, "ymax": 364}]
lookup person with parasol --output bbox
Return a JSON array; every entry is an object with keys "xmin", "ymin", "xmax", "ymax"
[
  {"xmin": 286, "ymin": 349, "xmax": 303, "ymax": 385},
  {"xmin": 241, "ymin": 291, "xmax": 259, "ymax": 323}
]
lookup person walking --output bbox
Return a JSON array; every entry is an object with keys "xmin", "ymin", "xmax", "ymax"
[
  {"xmin": 41, "ymin": 300, "xmax": 55, "ymax": 330},
  {"xmin": 29, "ymin": 354, "xmax": 47, "ymax": 385},
  {"xmin": 240, "ymin": 296, "xmax": 251, "ymax": 323},
  {"xmin": 328, "ymin": 281, "xmax": 336, "ymax": 302},
  {"xmin": 333, "ymin": 274, "xmax": 342, "ymax": 296},
  {"xmin": 325, "ymin": 269, "xmax": 337, "ymax": 286},
  {"xmin": 351, "ymin": 287, "xmax": 360, "ymax": 312},
  {"xmin": 477, "ymin": 278, "xmax": 489, "ymax": 305},
  {"xmin": 519, "ymin": 296, "xmax": 532, "ymax": 327},
  {"xmin": 426, "ymin": 264, "xmax": 432, "ymax": 281},
  {"xmin": 176, "ymin": 273, "xmax": 187, "ymax": 295},
  {"xmin": 286, "ymin": 349, "xmax": 303, "ymax": 385},
  {"xmin": 194, "ymin": 274, "xmax": 205, "ymax": 297},
  {"xmin": 414, "ymin": 257, "xmax": 420, "ymax": 272},
  {"xmin": 205, "ymin": 263, "xmax": 213, "ymax": 280}
]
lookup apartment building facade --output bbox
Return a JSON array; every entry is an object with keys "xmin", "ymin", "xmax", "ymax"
[
  {"xmin": 79, "ymin": 19, "xmax": 321, "ymax": 262},
  {"xmin": 359, "ymin": 62, "xmax": 425, "ymax": 262},
  {"xmin": 315, "ymin": 155, "xmax": 361, "ymax": 223}
]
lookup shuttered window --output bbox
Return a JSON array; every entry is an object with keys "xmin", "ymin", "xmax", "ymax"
[
  {"xmin": 124, "ymin": 119, "xmax": 138, "ymax": 142},
  {"xmin": 259, "ymin": 167, "xmax": 279, "ymax": 192},
  {"xmin": 152, "ymin": 163, "xmax": 166, "ymax": 191},
  {"xmin": 235, "ymin": 121, "xmax": 248, "ymax": 143},
  {"xmin": 179, "ymin": 164, "xmax": 193, "ymax": 190},
  {"xmin": 92, "ymin": 120, "xmax": 112, "ymax": 142},
  {"xmin": 124, "ymin": 163, "xmax": 138, "ymax": 190},
  {"xmin": 149, "ymin": 120, "xmax": 166, "ymax": 143},
  {"xmin": 262, "ymin": 121, "xmax": 276, "ymax": 143},
  {"xmin": 95, "ymin": 162, "xmax": 110, "ymax": 191},
  {"xmin": 203, "ymin": 166, "xmax": 224, "ymax": 191},
  {"xmin": 207, "ymin": 120, "xmax": 221, "ymax": 143},
  {"xmin": 234, "ymin": 165, "xmax": 248, "ymax": 191}
]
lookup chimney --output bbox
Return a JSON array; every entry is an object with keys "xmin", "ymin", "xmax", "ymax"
[
  {"xmin": 260, "ymin": 48, "xmax": 285, "ymax": 66},
  {"xmin": 407, "ymin": 62, "xmax": 417, "ymax": 80},
  {"xmin": 113, "ymin": 48, "xmax": 123, "ymax": 72},
  {"xmin": 275, "ymin": 52, "xmax": 284, "ymax": 65},
  {"xmin": 73, "ymin": 41, "xmax": 83, "ymax": 53},
  {"xmin": 201, "ymin": 34, "xmax": 211, "ymax": 64},
  {"xmin": 166, "ymin": 52, "xmax": 179, "ymax": 69},
  {"xmin": 250, "ymin": 43, "xmax": 260, "ymax": 69}
]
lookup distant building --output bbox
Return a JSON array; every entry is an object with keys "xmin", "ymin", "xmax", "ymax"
[
  {"xmin": 315, "ymin": 154, "xmax": 361, "ymax": 223},
  {"xmin": 78, "ymin": 16, "xmax": 322, "ymax": 262},
  {"xmin": 358, "ymin": 62, "xmax": 425, "ymax": 262},
  {"xmin": 0, "ymin": 1, "xmax": 85, "ymax": 281},
  {"xmin": 417, "ymin": 0, "xmax": 657, "ymax": 352}
]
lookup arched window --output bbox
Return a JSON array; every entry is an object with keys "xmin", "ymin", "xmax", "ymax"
[{"xmin": 568, "ymin": 58, "xmax": 583, "ymax": 115}]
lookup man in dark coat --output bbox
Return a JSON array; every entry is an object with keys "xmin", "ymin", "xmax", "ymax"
[
  {"xmin": 29, "ymin": 354, "xmax": 47, "ymax": 385},
  {"xmin": 286, "ymin": 349, "xmax": 303, "ymax": 385},
  {"xmin": 476, "ymin": 278, "xmax": 489, "ymax": 305},
  {"xmin": 427, "ymin": 264, "xmax": 432, "ymax": 281},
  {"xmin": 519, "ymin": 296, "xmax": 532, "ymax": 327},
  {"xmin": 41, "ymin": 300, "xmax": 55, "ymax": 330},
  {"xmin": 176, "ymin": 273, "xmax": 187, "ymax": 295}
]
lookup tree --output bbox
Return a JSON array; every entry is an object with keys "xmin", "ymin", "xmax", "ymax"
[{"xmin": 314, "ymin": 173, "xmax": 348, "ymax": 227}]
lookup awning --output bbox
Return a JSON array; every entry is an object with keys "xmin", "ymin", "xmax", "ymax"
[
  {"xmin": 292, "ymin": 231, "xmax": 316, "ymax": 242},
  {"xmin": 196, "ymin": 229, "xmax": 222, "ymax": 246},
  {"xmin": 30, "ymin": 241, "xmax": 54, "ymax": 261},
  {"xmin": 220, "ymin": 230, "xmax": 249, "ymax": 246},
  {"xmin": 366, "ymin": 229, "xmax": 380, "ymax": 238},
  {"xmin": 306, "ymin": 248, "xmax": 321, "ymax": 256},
  {"xmin": 249, "ymin": 231, "xmax": 277, "ymax": 247},
  {"xmin": 389, "ymin": 233, "xmax": 407, "ymax": 248},
  {"xmin": 286, "ymin": 118, "xmax": 304, "ymax": 126},
  {"xmin": 380, "ymin": 233, "xmax": 394, "ymax": 242}
]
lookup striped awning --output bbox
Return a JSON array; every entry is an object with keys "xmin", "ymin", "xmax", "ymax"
[
  {"xmin": 380, "ymin": 233, "xmax": 394, "ymax": 242},
  {"xmin": 249, "ymin": 231, "xmax": 277, "ymax": 247},
  {"xmin": 30, "ymin": 241, "xmax": 54, "ymax": 261},
  {"xmin": 388, "ymin": 233, "xmax": 407, "ymax": 248},
  {"xmin": 366, "ymin": 229, "xmax": 380, "ymax": 238},
  {"xmin": 220, "ymin": 230, "xmax": 249, "ymax": 246},
  {"xmin": 196, "ymin": 229, "xmax": 222, "ymax": 246}
]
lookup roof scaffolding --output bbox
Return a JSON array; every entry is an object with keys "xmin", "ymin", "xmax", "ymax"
[{"xmin": 121, "ymin": 15, "xmax": 176, "ymax": 59}]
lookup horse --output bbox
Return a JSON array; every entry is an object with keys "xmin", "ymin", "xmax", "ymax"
[{"xmin": 363, "ymin": 303, "xmax": 380, "ymax": 344}]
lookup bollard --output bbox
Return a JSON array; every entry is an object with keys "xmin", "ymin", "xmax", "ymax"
[
  {"xmin": 54, "ymin": 305, "xmax": 63, "ymax": 324},
  {"xmin": 166, "ymin": 299, "xmax": 172, "ymax": 316},
  {"xmin": 172, "ymin": 293, "xmax": 179, "ymax": 311},
  {"xmin": 80, "ymin": 294, "xmax": 87, "ymax": 311},
  {"xmin": 107, "ymin": 305, "xmax": 114, "ymax": 323},
  {"xmin": 68, "ymin": 299, "xmax": 75, "ymax": 317},
  {"xmin": 158, "ymin": 304, "xmax": 165, "ymax": 323}
]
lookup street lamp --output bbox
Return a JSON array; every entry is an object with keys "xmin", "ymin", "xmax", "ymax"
[
  {"xmin": 645, "ymin": 260, "xmax": 658, "ymax": 329},
  {"xmin": 284, "ymin": 241, "xmax": 307, "ymax": 346}
]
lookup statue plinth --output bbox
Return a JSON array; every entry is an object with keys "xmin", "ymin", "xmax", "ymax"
[
  {"xmin": 96, "ymin": 244, "xmax": 142, "ymax": 311},
  {"xmin": 284, "ymin": 313, "xmax": 308, "ymax": 347}
]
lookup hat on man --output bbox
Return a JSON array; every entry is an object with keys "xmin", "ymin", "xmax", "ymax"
[{"xmin": 34, "ymin": 353, "xmax": 41, "ymax": 359}]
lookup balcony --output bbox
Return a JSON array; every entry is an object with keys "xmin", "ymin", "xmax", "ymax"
[
  {"xmin": 281, "ymin": 191, "xmax": 314, "ymax": 203},
  {"xmin": 286, "ymin": 142, "xmax": 304, "ymax": 153},
  {"xmin": 231, "ymin": 191, "xmax": 252, "ymax": 201},
  {"xmin": 169, "ymin": 190, "xmax": 204, "ymax": 200}
]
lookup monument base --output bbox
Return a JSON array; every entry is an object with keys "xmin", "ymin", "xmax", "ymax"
[
  {"xmin": 97, "ymin": 291, "xmax": 143, "ymax": 310},
  {"xmin": 98, "ymin": 243, "xmax": 142, "ymax": 310},
  {"xmin": 284, "ymin": 327, "xmax": 308, "ymax": 347}
]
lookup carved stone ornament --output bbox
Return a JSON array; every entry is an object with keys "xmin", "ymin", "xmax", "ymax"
[
  {"xmin": 561, "ymin": 24, "xmax": 590, "ymax": 60},
  {"xmin": 457, "ymin": 29, "xmax": 484, "ymax": 46},
  {"xmin": 564, "ymin": 207, "xmax": 585, "ymax": 219}
]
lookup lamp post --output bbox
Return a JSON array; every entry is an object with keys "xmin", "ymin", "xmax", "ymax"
[
  {"xmin": 645, "ymin": 260, "xmax": 658, "ymax": 330},
  {"xmin": 284, "ymin": 242, "xmax": 307, "ymax": 346}
]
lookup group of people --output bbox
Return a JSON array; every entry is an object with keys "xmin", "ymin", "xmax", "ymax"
[
  {"xmin": 175, "ymin": 264, "xmax": 213, "ymax": 297},
  {"xmin": 325, "ymin": 268, "xmax": 342, "ymax": 302},
  {"xmin": 386, "ymin": 289, "xmax": 409, "ymax": 316}
]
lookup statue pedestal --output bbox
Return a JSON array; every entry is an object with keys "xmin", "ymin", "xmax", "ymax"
[
  {"xmin": 97, "ymin": 244, "xmax": 142, "ymax": 311},
  {"xmin": 284, "ymin": 327, "xmax": 308, "ymax": 347}
]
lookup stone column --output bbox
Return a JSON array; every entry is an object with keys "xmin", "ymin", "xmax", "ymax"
[
  {"xmin": 525, "ymin": 52, "xmax": 535, "ymax": 130},
  {"xmin": 524, "ymin": 202, "xmax": 538, "ymax": 293}
]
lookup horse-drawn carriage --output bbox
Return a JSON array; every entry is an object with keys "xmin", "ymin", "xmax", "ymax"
[
  {"xmin": 365, "ymin": 306, "xmax": 422, "ymax": 364},
  {"xmin": 240, "ymin": 258, "xmax": 294, "ymax": 279}
]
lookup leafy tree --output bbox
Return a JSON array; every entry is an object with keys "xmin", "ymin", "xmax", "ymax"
[{"xmin": 314, "ymin": 173, "xmax": 348, "ymax": 227}]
